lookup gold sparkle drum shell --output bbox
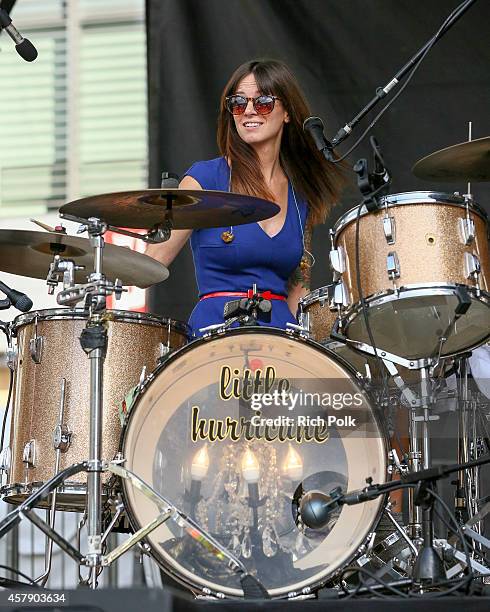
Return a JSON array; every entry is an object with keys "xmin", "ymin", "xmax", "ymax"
[
  {"xmin": 333, "ymin": 192, "xmax": 490, "ymax": 359},
  {"xmin": 120, "ymin": 328, "xmax": 387, "ymax": 599},
  {"xmin": 2, "ymin": 309, "xmax": 189, "ymax": 511},
  {"xmin": 298, "ymin": 285, "xmax": 340, "ymax": 343}
]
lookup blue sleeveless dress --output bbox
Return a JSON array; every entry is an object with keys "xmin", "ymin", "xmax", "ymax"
[{"xmin": 185, "ymin": 157, "xmax": 308, "ymax": 337}]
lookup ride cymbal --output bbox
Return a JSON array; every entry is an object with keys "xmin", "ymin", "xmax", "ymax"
[
  {"xmin": 413, "ymin": 136, "xmax": 490, "ymax": 182},
  {"xmin": 59, "ymin": 189, "xmax": 280, "ymax": 230}
]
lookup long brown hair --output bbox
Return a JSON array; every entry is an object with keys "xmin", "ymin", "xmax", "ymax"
[{"xmin": 217, "ymin": 59, "xmax": 346, "ymax": 225}]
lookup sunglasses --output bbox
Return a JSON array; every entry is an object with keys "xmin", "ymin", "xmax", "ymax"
[{"xmin": 225, "ymin": 94, "xmax": 280, "ymax": 116}]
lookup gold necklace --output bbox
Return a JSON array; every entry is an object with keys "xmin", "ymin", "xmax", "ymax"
[{"xmin": 221, "ymin": 165, "xmax": 235, "ymax": 243}]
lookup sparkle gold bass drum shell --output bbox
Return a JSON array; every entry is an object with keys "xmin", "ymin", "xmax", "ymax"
[{"xmin": 120, "ymin": 327, "xmax": 388, "ymax": 599}]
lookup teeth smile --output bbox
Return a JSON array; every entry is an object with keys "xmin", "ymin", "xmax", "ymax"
[{"xmin": 244, "ymin": 122, "xmax": 261, "ymax": 127}]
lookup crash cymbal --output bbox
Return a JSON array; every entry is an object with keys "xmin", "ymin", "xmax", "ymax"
[
  {"xmin": 59, "ymin": 189, "xmax": 280, "ymax": 230},
  {"xmin": 0, "ymin": 229, "xmax": 168, "ymax": 288},
  {"xmin": 413, "ymin": 136, "xmax": 490, "ymax": 182}
]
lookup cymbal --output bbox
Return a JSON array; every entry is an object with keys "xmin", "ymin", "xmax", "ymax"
[
  {"xmin": 59, "ymin": 189, "xmax": 280, "ymax": 229},
  {"xmin": 413, "ymin": 136, "xmax": 490, "ymax": 182},
  {"xmin": 0, "ymin": 229, "xmax": 168, "ymax": 288}
]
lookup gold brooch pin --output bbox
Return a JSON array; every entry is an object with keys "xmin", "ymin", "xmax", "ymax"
[{"xmin": 221, "ymin": 230, "xmax": 235, "ymax": 243}]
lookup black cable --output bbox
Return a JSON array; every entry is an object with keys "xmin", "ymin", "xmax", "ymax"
[
  {"xmin": 337, "ymin": 481, "xmax": 479, "ymax": 599},
  {"xmin": 433, "ymin": 504, "xmax": 468, "ymax": 544},
  {"xmin": 329, "ymin": 0, "xmax": 474, "ymax": 164},
  {"xmin": 405, "ymin": 488, "xmax": 474, "ymax": 598},
  {"xmin": 354, "ymin": 200, "xmax": 390, "ymax": 410},
  {"xmin": 0, "ymin": 564, "xmax": 36, "ymax": 586},
  {"xmin": 0, "ymin": 365, "xmax": 13, "ymax": 453},
  {"xmin": 428, "ymin": 488, "xmax": 474, "ymax": 582},
  {"xmin": 340, "ymin": 565, "xmax": 410, "ymax": 598}
]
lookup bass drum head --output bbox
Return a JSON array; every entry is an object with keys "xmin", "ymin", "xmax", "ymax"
[{"xmin": 121, "ymin": 328, "xmax": 387, "ymax": 598}]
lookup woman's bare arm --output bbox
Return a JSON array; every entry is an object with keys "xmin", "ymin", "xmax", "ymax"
[
  {"xmin": 144, "ymin": 175, "xmax": 201, "ymax": 266},
  {"xmin": 286, "ymin": 220, "xmax": 313, "ymax": 318}
]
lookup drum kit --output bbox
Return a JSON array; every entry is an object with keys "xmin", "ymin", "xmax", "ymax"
[{"xmin": 0, "ymin": 136, "xmax": 488, "ymax": 599}]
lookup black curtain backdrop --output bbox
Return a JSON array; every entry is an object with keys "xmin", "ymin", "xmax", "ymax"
[{"xmin": 146, "ymin": 0, "xmax": 490, "ymax": 321}]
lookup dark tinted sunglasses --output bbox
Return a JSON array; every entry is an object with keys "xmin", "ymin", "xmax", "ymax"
[{"xmin": 225, "ymin": 94, "xmax": 280, "ymax": 116}]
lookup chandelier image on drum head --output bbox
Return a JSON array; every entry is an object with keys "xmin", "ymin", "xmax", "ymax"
[
  {"xmin": 120, "ymin": 328, "xmax": 387, "ymax": 598},
  {"xmin": 332, "ymin": 192, "xmax": 490, "ymax": 359}
]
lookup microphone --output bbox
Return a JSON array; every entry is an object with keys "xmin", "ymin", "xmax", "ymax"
[
  {"xmin": 0, "ymin": 8, "xmax": 38, "ymax": 62},
  {"xmin": 0, "ymin": 280, "xmax": 33, "ymax": 312},
  {"xmin": 0, "ymin": 298, "xmax": 11, "ymax": 311},
  {"xmin": 299, "ymin": 487, "xmax": 370, "ymax": 529},
  {"xmin": 299, "ymin": 490, "xmax": 340, "ymax": 529},
  {"xmin": 303, "ymin": 116, "xmax": 334, "ymax": 161}
]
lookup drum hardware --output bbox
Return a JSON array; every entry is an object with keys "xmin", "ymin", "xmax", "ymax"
[
  {"xmin": 329, "ymin": 245, "xmax": 345, "ymax": 275},
  {"xmin": 46, "ymin": 254, "xmax": 85, "ymax": 294},
  {"xmin": 223, "ymin": 287, "xmax": 273, "ymax": 326},
  {"xmin": 330, "ymin": 327, "xmax": 444, "ymax": 540},
  {"xmin": 382, "ymin": 210, "xmax": 396, "ymax": 245},
  {"xmin": 0, "ymin": 228, "xmax": 169, "ymax": 288},
  {"xmin": 28, "ymin": 315, "xmax": 43, "ymax": 364},
  {"xmin": 285, "ymin": 321, "xmax": 310, "ymax": 339},
  {"xmin": 386, "ymin": 251, "xmax": 400, "ymax": 283},
  {"xmin": 460, "ymin": 216, "xmax": 475, "ymax": 246},
  {"xmin": 199, "ymin": 287, "xmax": 274, "ymax": 335},
  {"xmin": 454, "ymin": 356, "xmax": 489, "ymax": 534},
  {"xmin": 387, "ymin": 449, "xmax": 409, "ymax": 476},
  {"xmin": 300, "ymin": 454, "xmax": 490, "ymax": 585},
  {"xmin": 22, "ymin": 439, "xmax": 36, "ymax": 470},
  {"xmin": 441, "ymin": 538, "xmax": 490, "ymax": 579},
  {"xmin": 31, "ymin": 378, "xmax": 73, "ymax": 586},
  {"xmin": 465, "ymin": 252, "xmax": 481, "ymax": 290},
  {"xmin": 0, "ymin": 458, "xmax": 270, "ymax": 596}
]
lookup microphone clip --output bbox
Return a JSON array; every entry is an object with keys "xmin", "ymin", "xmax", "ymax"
[{"xmin": 353, "ymin": 136, "xmax": 392, "ymax": 212}]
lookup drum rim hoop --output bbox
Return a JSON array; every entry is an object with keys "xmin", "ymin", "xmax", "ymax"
[
  {"xmin": 11, "ymin": 308, "xmax": 190, "ymax": 335},
  {"xmin": 333, "ymin": 190, "xmax": 488, "ymax": 238},
  {"xmin": 341, "ymin": 284, "xmax": 490, "ymax": 358},
  {"xmin": 299, "ymin": 285, "xmax": 336, "ymax": 308},
  {"xmin": 342, "ymin": 283, "xmax": 490, "ymax": 316}
]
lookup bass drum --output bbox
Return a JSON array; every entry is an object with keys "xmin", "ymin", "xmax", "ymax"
[{"xmin": 121, "ymin": 328, "xmax": 388, "ymax": 598}]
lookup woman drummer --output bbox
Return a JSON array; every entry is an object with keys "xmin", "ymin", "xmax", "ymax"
[{"xmin": 147, "ymin": 59, "xmax": 345, "ymax": 337}]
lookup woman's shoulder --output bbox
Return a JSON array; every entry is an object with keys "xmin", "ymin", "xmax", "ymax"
[{"xmin": 184, "ymin": 156, "xmax": 229, "ymax": 190}]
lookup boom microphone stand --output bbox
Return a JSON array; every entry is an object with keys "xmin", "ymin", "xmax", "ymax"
[{"xmin": 304, "ymin": 0, "xmax": 478, "ymax": 160}]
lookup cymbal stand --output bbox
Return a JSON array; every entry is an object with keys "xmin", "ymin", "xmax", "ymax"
[
  {"xmin": 0, "ymin": 460, "xmax": 270, "ymax": 598},
  {"xmin": 335, "ymin": 335, "xmax": 441, "ymax": 541},
  {"xmin": 55, "ymin": 217, "xmax": 122, "ymax": 587},
  {"xmin": 454, "ymin": 355, "xmax": 486, "ymax": 541}
]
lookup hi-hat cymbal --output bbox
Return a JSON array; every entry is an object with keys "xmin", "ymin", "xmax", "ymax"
[
  {"xmin": 0, "ymin": 229, "xmax": 168, "ymax": 287},
  {"xmin": 59, "ymin": 189, "xmax": 280, "ymax": 229},
  {"xmin": 413, "ymin": 136, "xmax": 490, "ymax": 182}
]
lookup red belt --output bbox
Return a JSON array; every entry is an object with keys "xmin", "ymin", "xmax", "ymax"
[{"xmin": 200, "ymin": 290, "xmax": 287, "ymax": 302}]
